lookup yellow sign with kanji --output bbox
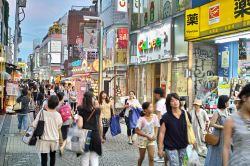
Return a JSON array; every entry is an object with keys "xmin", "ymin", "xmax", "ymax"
[
  {"xmin": 185, "ymin": 8, "xmax": 200, "ymax": 40},
  {"xmin": 185, "ymin": 0, "xmax": 250, "ymax": 41}
]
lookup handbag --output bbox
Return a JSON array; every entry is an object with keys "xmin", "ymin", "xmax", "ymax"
[
  {"xmin": 22, "ymin": 126, "xmax": 37, "ymax": 146},
  {"xmin": 34, "ymin": 110, "xmax": 45, "ymax": 137},
  {"xmin": 65, "ymin": 108, "xmax": 96, "ymax": 154},
  {"xmin": 13, "ymin": 102, "xmax": 22, "ymax": 112},
  {"xmin": 110, "ymin": 115, "xmax": 121, "ymax": 136},
  {"xmin": 184, "ymin": 111, "xmax": 196, "ymax": 145},
  {"xmin": 204, "ymin": 113, "xmax": 221, "ymax": 146}
]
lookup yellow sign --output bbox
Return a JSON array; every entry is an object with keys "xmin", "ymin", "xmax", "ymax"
[
  {"xmin": 185, "ymin": 8, "xmax": 200, "ymax": 40},
  {"xmin": 185, "ymin": 0, "xmax": 250, "ymax": 41}
]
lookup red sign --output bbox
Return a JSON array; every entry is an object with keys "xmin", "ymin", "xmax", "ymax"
[
  {"xmin": 117, "ymin": 28, "xmax": 128, "ymax": 49},
  {"xmin": 209, "ymin": 5, "xmax": 219, "ymax": 19}
]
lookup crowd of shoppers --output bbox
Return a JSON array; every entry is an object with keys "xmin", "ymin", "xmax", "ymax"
[{"xmin": 15, "ymin": 79, "xmax": 250, "ymax": 166}]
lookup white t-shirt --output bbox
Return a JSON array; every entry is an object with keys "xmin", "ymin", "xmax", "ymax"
[
  {"xmin": 125, "ymin": 99, "xmax": 142, "ymax": 117},
  {"xmin": 156, "ymin": 98, "xmax": 167, "ymax": 117},
  {"xmin": 136, "ymin": 114, "xmax": 160, "ymax": 140}
]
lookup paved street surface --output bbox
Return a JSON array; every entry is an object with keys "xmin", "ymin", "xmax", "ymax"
[{"xmin": 0, "ymin": 114, "xmax": 205, "ymax": 166}]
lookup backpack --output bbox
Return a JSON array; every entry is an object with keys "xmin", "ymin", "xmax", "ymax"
[{"xmin": 59, "ymin": 103, "xmax": 72, "ymax": 122}]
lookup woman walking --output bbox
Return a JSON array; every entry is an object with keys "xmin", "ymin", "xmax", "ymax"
[
  {"xmin": 33, "ymin": 95, "xmax": 63, "ymax": 166},
  {"xmin": 69, "ymin": 86, "xmax": 77, "ymax": 113},
  {"xmin": 77, "ymin": 92, "xmax": 102, "ymax": 166},
  {"xmin": 136, "ymin": 102, "xmax": 160, "ymax": 166},
  {"xmin": 124, "ymin": 91, "xmax": 142, "ymax": 144},
  {"xmin": 190, "ymin": 99, "xmax": 209, "ymax": 156},
  {"xmin": 16, "ymin": 87, "xmax": 30, "ymax": 133},
  {"xmin": 158, "ymin": 93, "xmax": 192, "ymax": 166},
  {"xmin": 99, "ymin": 91, "xmax": 113, "ymax": 142},
  {"xmin": 223, "ymin": 84, "xmax": 250, "ymax": 166},
  {"xmin": 205, "ymin": 95, "xmax": 230, "ymax": 166}
]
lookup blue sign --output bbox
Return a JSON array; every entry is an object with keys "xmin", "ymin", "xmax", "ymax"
[
  {"xmin": 192, "ymin": 0, "xmax": 212, "ymax": 8},
  {"xmin": 71, "ymin": 60, "xmax": 81, "ymax": 67}
]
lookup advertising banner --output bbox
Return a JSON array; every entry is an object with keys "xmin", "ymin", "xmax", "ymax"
[
  {"xmin": 117, "ymin": 28, "xmax": 128, "ymax": 49},
  {"xmin": 185, "ymin": 0, "xmax": 250, "ymax": 41},
  {"xmin": 51, "ymin": 40, "xmax": 62, "ymax": 52},
  {"xmin": 133, "ymin": 0, "xmax": 143, "ymax": 13},
  {"xmin": 117, "ymin": 0, "xmax": 128, "ymax": 12},
  {"xmin": 137, "ymin": 22, "xmax": 171, "ymax": 63}
]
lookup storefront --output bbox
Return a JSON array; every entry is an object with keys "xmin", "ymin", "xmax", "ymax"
[{"xmin": 185, "ymin": 0, "xmax": 250, "ymax": 109}]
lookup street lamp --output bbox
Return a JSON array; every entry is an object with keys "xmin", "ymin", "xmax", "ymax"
[{"xmin": 83, "ymin": 16, "xmax": 104, "ymax": 95}]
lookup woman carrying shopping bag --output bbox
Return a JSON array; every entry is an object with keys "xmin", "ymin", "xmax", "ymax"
[{"xmin": 77, "ymin": 92, "xmax": 103, "ymax": 166}]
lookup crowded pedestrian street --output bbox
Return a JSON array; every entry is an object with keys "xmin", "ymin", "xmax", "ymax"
[{"xmin": 1, "ymin": 0, "xmax": 250, "ymax": 166}]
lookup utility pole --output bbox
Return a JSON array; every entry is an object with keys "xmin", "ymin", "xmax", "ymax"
[{"xmin": 14, "ymin": 0, "xmax": 19, "ymax": 64}]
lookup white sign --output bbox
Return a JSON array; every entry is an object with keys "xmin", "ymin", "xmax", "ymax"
[
  {"xmin": 51, "ymin": 40, "xmax": 62, "ymax": 52},
  {"xmin": 221, "ymin": 51, "xmax": 229, "ymax": 68},
  {"xmin": 137, "ymin": 22, "xmax": 171, "ymax": 63},
  {"xmin": 51, "ymin": 52, "xmax": 61, "ymax": 64},
  {"xmin": 133, "ymin": 0, "xmax": 143, "ymax": 13},
  {"xmin": 117, "ymin": 0, "xmax": 128, "ymax": 12}
]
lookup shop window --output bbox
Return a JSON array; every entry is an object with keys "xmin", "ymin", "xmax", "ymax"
[
  {"xmin": 174, "ymin": 15, "xmax": 188, "ymax": 57},
  {"xmin": 171, "ymin": 61, "xmax": 188, "ymax": 96}
]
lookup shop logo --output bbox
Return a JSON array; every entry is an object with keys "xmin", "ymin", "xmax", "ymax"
[
  {"xmin": 209, "ymin": 4, "xmax": 220, "ymax": 25},
  {"xmin": 138, "ymin": 37, "xmax": 161, "ymax": 52}
]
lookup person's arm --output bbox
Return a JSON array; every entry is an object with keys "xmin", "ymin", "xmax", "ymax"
[
  {"xmin": 223, "ymin": 118, "xmax": 234, "ymax": 166},
  {"xmin": 153, "ymin": 127, "xmax": 159, "ymax": 140},
  {"xmin": 210, "ymin": 112, "xmax": 224, "ymax": 129},
  {"xmin": 158, "ymin": 122, "xmax": 166, "ymax": 158},
  {"xmin": 77, "ymin": 116, "xmax": 83, "ymax": 129},
  {"xmin": 16, "ymin": 96, "xmax": 22, "ymax": 103},
  {"xmin": 135, "ymin": 128, "xmax": 152, "ymax": 140}
]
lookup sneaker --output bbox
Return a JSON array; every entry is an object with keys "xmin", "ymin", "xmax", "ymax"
[{"xmin": 154, "ymin": 156, "xmax": 165, "ymax": 163}]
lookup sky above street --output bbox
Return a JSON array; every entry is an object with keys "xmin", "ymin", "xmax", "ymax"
[{"xmin": 8, "ymin": 0, "xmax": 92, "ymax": 61}]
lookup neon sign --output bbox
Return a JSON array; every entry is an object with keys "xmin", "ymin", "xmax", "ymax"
[{"xmin": 138, "ymin": 37, "xmax": 161, "ymax": 52}]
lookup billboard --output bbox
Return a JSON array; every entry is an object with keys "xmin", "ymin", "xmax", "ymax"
[
  {"xmin": 51, "ymin": 53, "xmax": 61, "ymax": 64},
  {"xmin": 137, "ymin": 21, "xmax": 171, "ymax": 63},
  {"xmin": 51, "ymin": 40, "xmax": 62, "ymax": 52},
  {"xmin": 83, "ymin": 27, "xmax": 98, "ymax": 49}
]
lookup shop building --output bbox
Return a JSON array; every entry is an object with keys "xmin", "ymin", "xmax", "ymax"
[
  {"xmin": 98, "ymin": 0, "xmax": 129, "ymax": 103},
  {"xmin": 185, "ymin": 0, "xmax": 250, "ymax": 109},
  {"xmin": 128, "ymin": 0, "xmax": 190, "ymax": 104}
]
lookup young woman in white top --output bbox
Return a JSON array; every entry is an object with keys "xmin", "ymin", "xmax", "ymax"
[
  {"xmin": 124, "ymin": 91, "xmax": 142, "ymax": 144},
  {"xmin": 33, "ymin": 95, "xmax": 63, "ymax": 166},
  {"xmin": 136, "ymin": 102, "xmax": 160, "ymax": 166}
]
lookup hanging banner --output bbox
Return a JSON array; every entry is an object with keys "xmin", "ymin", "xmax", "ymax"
[
  {"xmin": 133, "ymin": 0, "xmax": 143, "ymax": 13},
  {"xmin": 117, "ymin": 28, "xmax": 128, "ymax": 49},
  {"xmin": 117, "ymin": 0, "xmax": 128, "ymax": 12}
]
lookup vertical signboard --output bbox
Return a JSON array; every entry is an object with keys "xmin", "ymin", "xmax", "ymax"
[
  {"xmin": 117, "ymin": 28, "xmax": 128, "ymax": 49},
  {"xmin": 185, "ymin": 8, "xmax": 200, "ymax": 40},
  {"xmin": 133, "ymin": 0, "xmax": 143, "ymax": 13},
  {"xmin": 117, "ymin": 0, "xmax": 128, "ymax": 12}
]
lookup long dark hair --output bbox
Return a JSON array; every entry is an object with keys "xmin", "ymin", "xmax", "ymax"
[
  {"xmin": 166, "ymin": 93, "xmax": 180, "ymax": 114},
  {"xmin": 99, "ymin": 91, "xmax": 110, "ymax": 105},
  {"xmin": 81, "ymin": 91, "xmax": 94, "ymax": 110}
]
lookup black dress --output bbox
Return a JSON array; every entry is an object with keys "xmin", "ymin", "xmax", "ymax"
[{"xmin": 78, "ymin": 106, "xmax": 102, "ymax": 156}]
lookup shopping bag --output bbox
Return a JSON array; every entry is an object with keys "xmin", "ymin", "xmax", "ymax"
[
  {"xmin": 110, "ymin": 115, "xmax": 121, "ymax": 136},
  {"xmin": 129, "ymin": 108, "xmax": 142, "ymax": 129},
  {"xmin": 22, "ymin": 126, "xmax": 37, "ymax": 145},
  {"xmin": 65, "ymin": 126, "xmax": 92, "ymax": 154},
  {"xmin": 188, "ymin": 149, "xmax": 200, "ymax": 166}
]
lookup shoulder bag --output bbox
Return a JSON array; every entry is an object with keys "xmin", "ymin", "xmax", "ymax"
[
  {"xmin": 204, "ymin": 113, "xmax": 221, "ymax": 146},
  {"xmin": 13, "ymin": 102, "xmax": 22, "ymax": 112},
  {"xmin": 185, "ymin": 111, "xmax": 196, "ymax": 145},
  {"xmin": 195, "ymin": 111, "xmax": 205, "ymax": 142},
  {"xmin": 34, "ymin": 110, "xmax": 45, "ymax": 137}
]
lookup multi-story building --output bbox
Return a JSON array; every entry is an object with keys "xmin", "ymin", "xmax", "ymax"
[{"xmin": 98, "ymin": 0, "xmax": 129, "ymax": 103}]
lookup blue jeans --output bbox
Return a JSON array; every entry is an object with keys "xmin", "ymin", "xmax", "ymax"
[{"xmin": 18, "ymin": 114, "xmax": 28, "ymax": 131}]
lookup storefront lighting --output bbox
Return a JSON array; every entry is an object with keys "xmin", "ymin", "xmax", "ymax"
[{"xmin": 215, "ymin": 32, "xmax": 250, "ymax": 43}]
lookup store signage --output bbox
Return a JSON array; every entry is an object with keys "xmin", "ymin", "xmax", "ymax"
[
  {"xmin": 185, "ymin": 8, "xmax": 200, "ymax": 40},
  {"xmin": 185, "ymin": 0, "xmax": 250, "ymax": 41},
  {"xmin": 117, "ymin": 28, "xmax": 128, "ymax": 49},
  {"xmin": 137, "ymin": 22, "xmax": 171, "ymax": 63},
  {"xmin": 117, "ymin": 0, "xmax": 127, "ymax": 12},
  {"xmin": 221, "ymin": 51, "xmax": 229, "ymax": 68},
  {"xmin": 72, "ymin": 60, "xmax": 81, "ymax": 67},
  {"xmin": 209, "ymin": 4, "xmax": 220, "ymax": 25},
  {"xmin": 138, "ymin": 38, "xmax": 161, "ymax": 52},
  {"xmin": 133, "ymin": 0, "xmax": 143, "ymax": 13}
]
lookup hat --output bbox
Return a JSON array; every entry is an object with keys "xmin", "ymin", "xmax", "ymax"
[{"xmin": 193, "ymin": 99, "xmax": 202, "ymax": 106}]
